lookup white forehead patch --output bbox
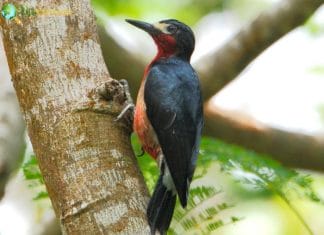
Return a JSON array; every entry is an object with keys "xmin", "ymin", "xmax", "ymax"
[{"xmin": 153, "ymin": 22, "xmax": 171, "ymax": 34}]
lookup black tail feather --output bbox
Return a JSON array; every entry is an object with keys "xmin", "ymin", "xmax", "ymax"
[{"xmin": 147, "ymin": 174, "xmax": 176, "ymax": 235}]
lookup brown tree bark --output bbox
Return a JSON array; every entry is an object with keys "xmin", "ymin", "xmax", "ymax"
[{"xmin": 1, "ymin": 0, "xmax": 150, "ymax": 234}]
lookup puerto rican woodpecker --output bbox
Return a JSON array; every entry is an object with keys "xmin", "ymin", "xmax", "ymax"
[{"xmin": 126, "ymin": 19, "xmax": 203, "ymax": 235}]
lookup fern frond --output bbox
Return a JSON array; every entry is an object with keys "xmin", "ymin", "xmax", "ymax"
[
  {"xmin": 170, "ymin": 185, "xmax": 239, "ymax": 235},
  {"xmin": 199, "ymin": 138, "xmax": 323, "ymax": 235}
]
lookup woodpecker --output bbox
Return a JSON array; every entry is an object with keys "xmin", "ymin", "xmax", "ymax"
[{"xmin": 126, "ymin": 19, "xmax": 203, "ymax": 235}]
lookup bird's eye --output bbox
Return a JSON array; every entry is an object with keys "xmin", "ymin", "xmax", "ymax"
[{"xmin": 167, "ymin": 25, "xmax": 177, "ymax": 34}]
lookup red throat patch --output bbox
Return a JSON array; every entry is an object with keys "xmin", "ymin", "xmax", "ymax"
[
  {"xmin": 153, "ymin": 34, "xmax": 177, "ymax": 60},
  {"xmin": 142, "ymin": 34, "xmax": 177, "ymax": 78}
]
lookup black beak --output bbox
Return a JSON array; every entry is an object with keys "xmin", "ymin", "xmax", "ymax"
[{"xmin": 125, "ymin": 19, "xmax": 160, "ymax": 36}]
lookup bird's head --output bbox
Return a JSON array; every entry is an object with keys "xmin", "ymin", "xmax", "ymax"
[{"xmin": 126, "ymin": 19, "xmax": 195, "ymax": 61}]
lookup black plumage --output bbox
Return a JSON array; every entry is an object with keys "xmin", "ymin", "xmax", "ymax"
[
  {"xmin": 126, "ymin": 18, "xmax": 203, "ymax": 235},
  {"xmin": 145, "ymin": 57, "xmax": 203, "ymax": 233}
]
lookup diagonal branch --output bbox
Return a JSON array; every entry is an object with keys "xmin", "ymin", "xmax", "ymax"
[
  {"xmin": 194, "ymin": 0, "xmax": 324, "ymax": 100},
  {"xmin": 204, "ymin": 103, "xmax": 324, "ymax": 171}
]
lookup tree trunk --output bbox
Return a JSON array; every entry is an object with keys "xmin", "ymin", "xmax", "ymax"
[{"xmin": 1, "ymin": 1, "xmax": 150, "ymax": 234}]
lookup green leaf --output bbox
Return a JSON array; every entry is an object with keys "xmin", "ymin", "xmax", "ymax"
[
  {"xmin": 92, "ymin": 0, "xmax": 226, "ymax": 26},
  {"xmin": 33, "ymin": 191, "xmax": 49, "ymax": 201},
  {"xmin": 22, "ymin": 155, "xmax": 43, "ymax": 180},
  {"xmin": 304, "ymin": 18, "xmax": 324, "ymax": 36},
  {"xmin": 22, "ymin": 154, "xmax": 49, "ymax": 201}
]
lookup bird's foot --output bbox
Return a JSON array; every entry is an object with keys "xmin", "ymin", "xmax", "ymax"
[
  {"xmin": 114, "ymin": 80, "xmax": 134, "ymax": 131},
  {"xmin": 115, "ymin": 103, "xmax": 134, "ymax": 121},
  {"xmin": 119, "ymin": 79, "xmax": 133, "ymax": 105}
]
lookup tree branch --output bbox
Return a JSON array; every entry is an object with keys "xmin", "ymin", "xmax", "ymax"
[
  {"xmin": 204, "ymin": 103, "xmax": 324, "ymax": 171},
  {"xmin": 1, "ymin": 1, "xmax": 150, "ymax": 233},
  {"xmin": 194, "ymin": 0, "xmax": 324, "ymax": 100}
]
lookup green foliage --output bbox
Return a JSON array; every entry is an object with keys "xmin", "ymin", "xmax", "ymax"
[
  {"xmin": 132, "ymin": 135, "xmax": 241, "ymax": 234},
  {"xmin": 133, "ymin": 136, "xmax": 322, "ymax": 234},
  {"xmin": 308, "ymin": 65, "xmax": 324, "ymax": 75},
  {"xmin": 23, "ymin": 136, "xmax": 322, "ymax": 234},
  {"xmin": 91, "ymin": 0, "xmax": 226, "ymax": 25},
  {"xmin": 33, "ymin": 191, "xmax": 49, "ymax": 200},
  {"xmin": 131, "ymin": 134, "xmax": 159, "ymax": 193},
  {"xmin": 317, "ymin": 104, "xmax": 324, "ymax": 127},
  {"xmin": 22, "ymin": 155, "xmax": 47, "ymax": 201},
  {"xmin": 304, "ymin": 18, "xmax": 324, "ymax": 36},
  {"xmin": 198, "ymin": 138, "xmax": 322, "ymax": 235},
  {"xmin": 200, "ymin": 138, "xmax": 324, "ymax": 210},
  {"xmin": 22, "ymin": 156, "xmax": 42, "ymax": 181},
  {"xmin": 169, "ymin": 186, "xmax": 240, "ymax": 235}
]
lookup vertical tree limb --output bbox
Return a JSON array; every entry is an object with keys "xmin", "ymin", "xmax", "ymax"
[{"xmin": 1, "ymin": 1, "xmax": 150, "ymax": 234}]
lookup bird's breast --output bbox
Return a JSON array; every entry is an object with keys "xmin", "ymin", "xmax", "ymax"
[{"xmin": 133, "ymin": 81, "xmax": 161, "ymax": 159}]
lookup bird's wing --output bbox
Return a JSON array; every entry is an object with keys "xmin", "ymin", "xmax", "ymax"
[{"xmin": 144, "ymin": 61, "xmax": 203, "ymax": 206}]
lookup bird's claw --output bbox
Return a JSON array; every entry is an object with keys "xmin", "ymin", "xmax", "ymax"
[
  {"xmin": 119, "ymin": 79, "xmax": 133, "ymax": 104},
  {"xmin": 114, "ymin": 80, "xmax": 135, "ymax": 132},
  {"xmin": 114, "ymin": 103, "xmax": 134, "ymax": 122}
]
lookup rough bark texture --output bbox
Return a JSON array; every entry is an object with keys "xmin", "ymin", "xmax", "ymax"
[
  {"xmin": 1, "ymin": 0, "xmax": 150, "ymax": 234},
  {"xmin": 0, "ymin": 37, "xmax": 25, "ymax": 199},
  {"xmin": 204, "ymin": 103, "xmax": 324, "ymax": 171},
  {"xmin": 194, "ymin": 0, "xmax": 324, "ymax": 100}
]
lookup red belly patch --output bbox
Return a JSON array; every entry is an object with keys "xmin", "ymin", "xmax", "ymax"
[{"xmin": 134, "ymin": 95, "xmax": 160, "ymax": 159}]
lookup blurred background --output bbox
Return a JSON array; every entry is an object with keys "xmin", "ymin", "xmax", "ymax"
[{"xmin": 1, "ymin": 0, "xmax": 324, "ymax": 234}]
